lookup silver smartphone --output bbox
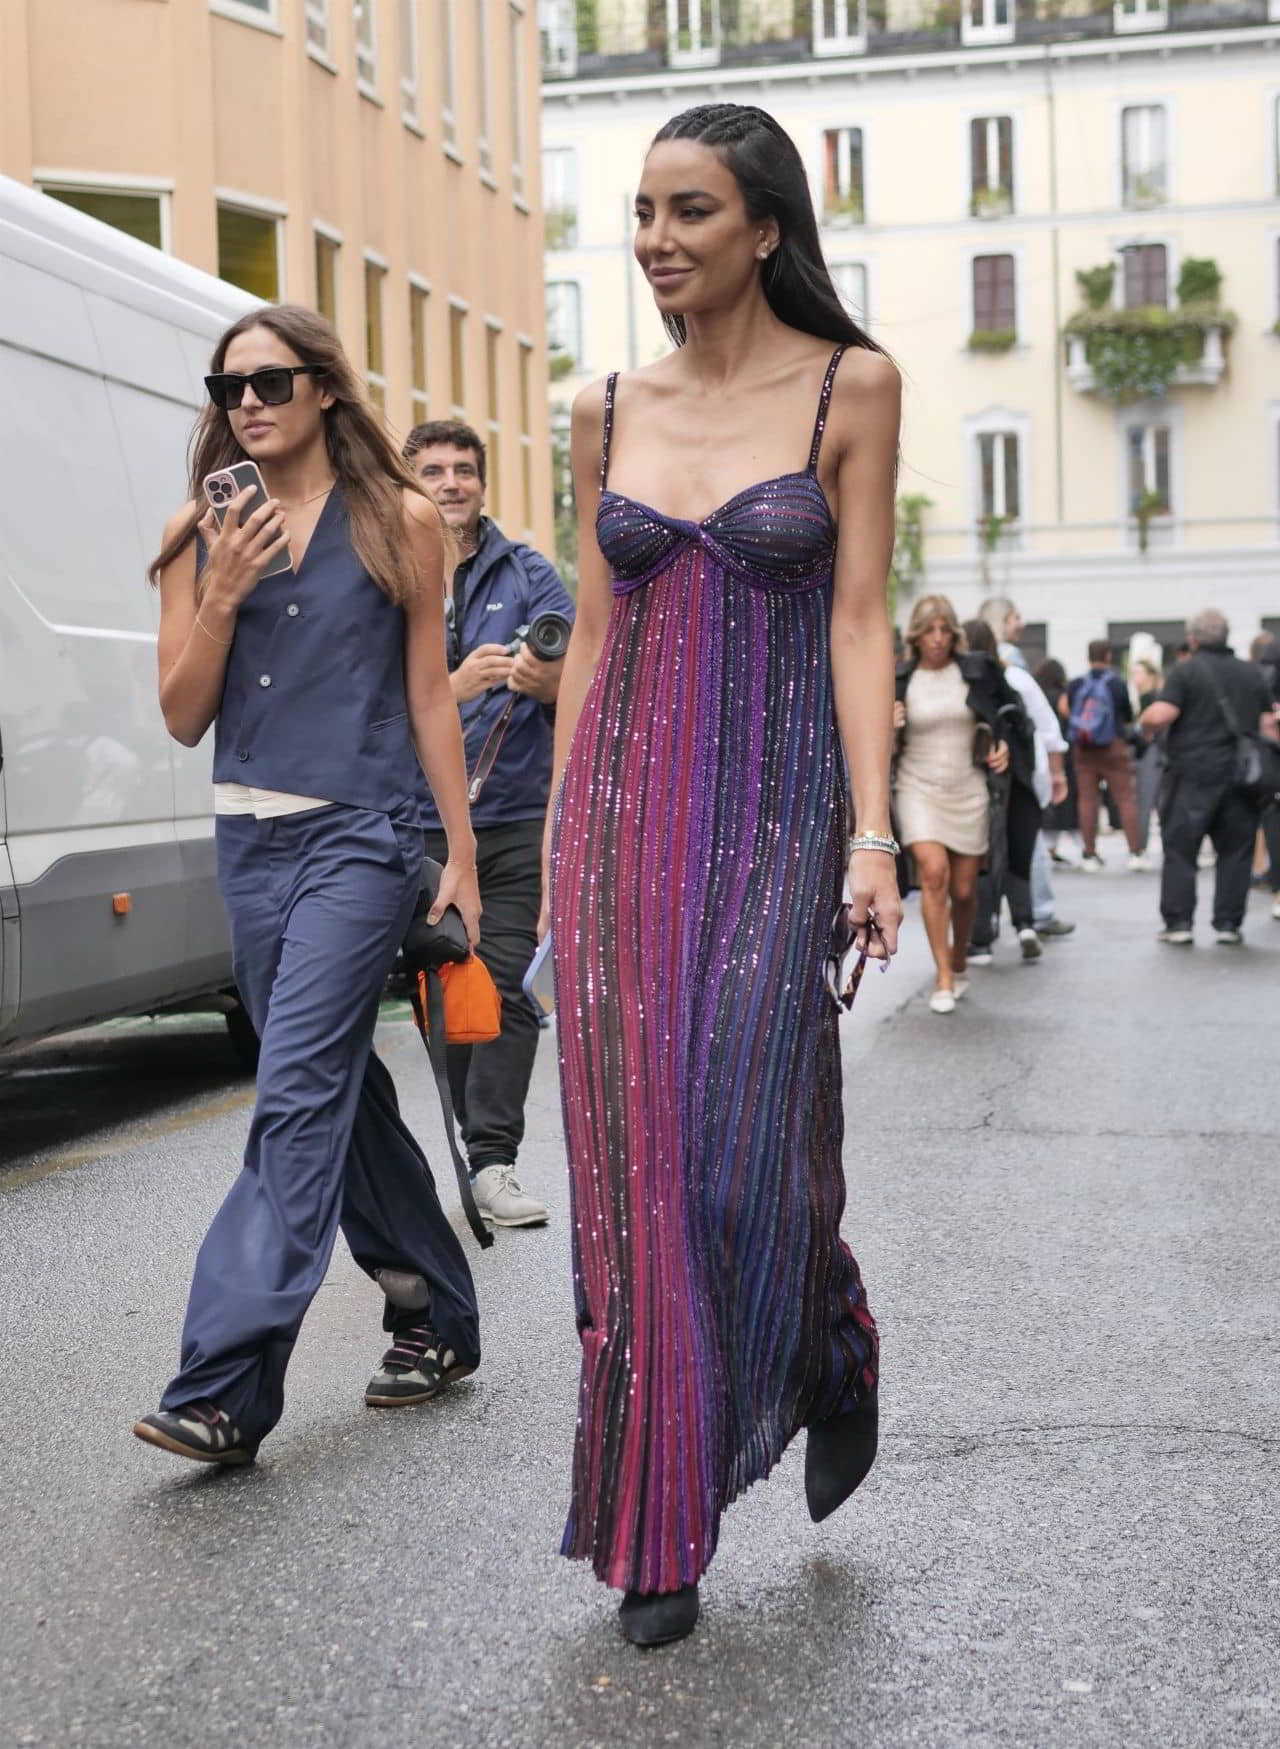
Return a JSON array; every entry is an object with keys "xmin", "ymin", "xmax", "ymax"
[{"xmin": 202, "ymin": 460, "xmax": 292, "ymax": 577}]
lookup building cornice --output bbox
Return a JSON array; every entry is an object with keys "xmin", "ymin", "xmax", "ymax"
[{"xmin": 542, "ymin": 24, "xmax": 1279, "ymax": 106}]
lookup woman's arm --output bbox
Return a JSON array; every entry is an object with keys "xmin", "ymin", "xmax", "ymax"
[
  {"xmin": 536, "ymin": 378, "xmax": 614, "ymax": 939},
  {"xmin": 829, "ymin": 351, "xmax": 904, "ymax": 957},
  {"xmin": 155, "ymin": 491, "xmax": 288, "ymax": 745},
  {"xmin": 402, "ymin": 491, "xmax": 481, "ymax": 943}
]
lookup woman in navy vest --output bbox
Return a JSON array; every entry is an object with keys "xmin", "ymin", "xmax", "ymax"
[{"xmin": 134, "ymin": 306, "xmax": 482, "ymax": 1466}]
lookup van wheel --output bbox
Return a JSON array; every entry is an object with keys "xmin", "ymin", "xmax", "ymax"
[{"xmin": 224, "ymin": 997, "xmax": 260, "ymax": 1074}]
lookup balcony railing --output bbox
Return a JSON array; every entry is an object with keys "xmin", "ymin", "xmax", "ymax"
[{"xmin": 542, "ymin": 1, "xmax": 1273, "ymax": 80}]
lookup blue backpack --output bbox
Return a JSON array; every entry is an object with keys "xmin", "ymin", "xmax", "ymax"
[{"xmin": 1069, "ymin": 670, "xmax": 1118, "ymax": 747}]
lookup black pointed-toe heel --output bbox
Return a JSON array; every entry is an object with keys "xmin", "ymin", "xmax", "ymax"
[
  {"xmin": 618, "ymin": 1583, "xmax": 700, "ymax": 1648},
  {"xmin": 805, "ymin": 1388, "xmax": 879, "ymax": 1524}
]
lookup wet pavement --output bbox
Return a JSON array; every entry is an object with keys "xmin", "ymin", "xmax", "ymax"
[{"xmin": 1, "ymin": 860, "xmax": 1276, "ymax": 1748}]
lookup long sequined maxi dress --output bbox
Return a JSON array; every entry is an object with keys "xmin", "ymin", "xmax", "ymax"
[{"xmin": 551, "ymin": 347, "xmax": 879, "ymax": 1595}]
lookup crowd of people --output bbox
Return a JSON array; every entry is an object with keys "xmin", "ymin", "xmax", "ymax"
[{"xmin": 890, "ymin": 594, "xmax": 1280, "ymax": 1010}]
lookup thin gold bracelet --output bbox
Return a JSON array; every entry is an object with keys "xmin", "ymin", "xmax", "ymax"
[{"xmin": 194, "ymin": 614, "xmax": 233, "ymax": 648}]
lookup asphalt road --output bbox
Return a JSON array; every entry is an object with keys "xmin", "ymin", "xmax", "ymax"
[{"xmin": 1, "ymin": 854, "xmax": 1277, "ymax": 1749}]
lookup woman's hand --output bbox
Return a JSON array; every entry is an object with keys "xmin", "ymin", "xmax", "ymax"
[
  {"xmin": 847, "ymin": 849, "xmax": 903, "ymax": 960},
  {"xmin": 199, "ymin": 487, "xmax": 290, "ymax": 608},
  {"xmin": 892, "ymin": 700, "xmax": 906, "ymax": 731},
  {"xmin": 987, "ymin": 741, "xmax": 1010, "ymax": 775},
  {"xmin": 430, "ymin": 856, "xmax": 482, "ymax": 949}
]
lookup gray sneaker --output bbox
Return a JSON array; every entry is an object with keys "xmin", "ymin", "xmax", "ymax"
[
  {"xmin": 1158, "ymin": 927, "xmax": 1194, "ymax": 946},
  {"xmin": 471, "ymin": 1164, "xmax": 548, "ymax": 1228}
]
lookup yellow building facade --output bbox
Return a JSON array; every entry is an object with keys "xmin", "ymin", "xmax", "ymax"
[
  {"xmin": 541, "ymin": 0, "xmax": 1280, "ymax": 666},
  {"xmin": 1, "ymin": 0, "xmax": 552, "ymax": 548}
]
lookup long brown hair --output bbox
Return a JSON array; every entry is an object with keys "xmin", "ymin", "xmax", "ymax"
[{"xmin": 147, "ymin": 304, "xmax": 429, "ymax": 603}]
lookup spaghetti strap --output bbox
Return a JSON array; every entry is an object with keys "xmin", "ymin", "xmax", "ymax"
[
  {"xmin": 600, "ymin": 372, "xmax": 619, "ymax": 491},
  {"xmin": 806, "ymin": 346, "xmax": 847, "ymax": 475}
]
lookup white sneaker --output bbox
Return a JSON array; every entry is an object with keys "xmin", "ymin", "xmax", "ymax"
[
  {"xmin": 1128, "ymin": 853, "xmax": 1152, "ymax": 872},
  {"xmin": 1080, "ymin": 854, "xmax": 1103, "ymax": 873},
  {"xmin": 1272, "ymin": 898, "xmax": 1280, "ymax": 921},
  {"xmin": 471, "ymin": 1164, "xmax": 548, "ymax": 1228},
  {"xmin": 928, "ymin": 989, "xmax": 956, "ymax": 1015},
  {"xmin": 952, "ymin": 978, "xmax": 970, "ymax": 1001},
  {"xmin": 1157, "ymin": 928, "xmax": 1193, "ymax": 946},
  {"xmin": 1018, "ymin": 927, "xmax": 1043, "ymax": 961},
  {"xmin": 967, "ymin": 950, "xmax": 993, "ymax": 967},
  {"xmin": 1214, "ymin": 929, "xmax": 1244, "ymax": 947}
]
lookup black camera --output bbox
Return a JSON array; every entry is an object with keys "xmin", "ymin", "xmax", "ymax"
[{"xmin": 504, "ymin": 611, "xmax": 572, "ymax": 663}]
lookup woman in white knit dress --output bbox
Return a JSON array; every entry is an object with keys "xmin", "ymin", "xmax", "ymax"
[{"xmin": 893, "ymin": 595, "xmax": 1009, "ymax": 1014}]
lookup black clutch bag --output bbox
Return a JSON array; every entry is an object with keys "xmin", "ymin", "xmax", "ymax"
[{"xmin": 401, "ymin": 858, "xmax": 471, "ymax": 973}]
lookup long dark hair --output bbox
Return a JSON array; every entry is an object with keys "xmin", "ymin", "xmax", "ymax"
[
  {"xmin": 651, "ymin": 103, "xmax": 885, "ymax": 357},
  {"xmin": 147, "ymin": 305, "xmax": 429, "ymax": 604}
]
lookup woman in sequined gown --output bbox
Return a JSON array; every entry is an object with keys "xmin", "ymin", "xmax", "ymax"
[{"xmin": 542, "ymin": 104, "xmax": 903, "ymax": 1647}]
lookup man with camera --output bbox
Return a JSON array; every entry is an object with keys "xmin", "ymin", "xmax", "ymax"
[{"xmin": 405, "ymin": 420, "xmax": 573, "ymax": 1229}]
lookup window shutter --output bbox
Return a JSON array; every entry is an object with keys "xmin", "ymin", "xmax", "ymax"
[
  {"xmin": 997, "ymin": 117, "xmax": 1013, "ymax": 198},
  {"xmin": 971, "ymin": 118, "xmax": 987, "ymax": 197},
  {"xmin": 1003, "ymin": 434, "xmax": 1020, "ymax": 520}
]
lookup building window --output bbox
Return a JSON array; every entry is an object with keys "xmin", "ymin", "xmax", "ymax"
[
  {"xmin": 486, "ymin": 324, "xmax": 503, "ymax": 518},
  {"xmin": 970, "ymin": 116, "xmax": 1014, "ymax": 219},
  {"xmin": 40, "ymin": 183, "xmax": 166, "ymax": 252},
  {"xmin": 1121, "ymin": 243, "xmax": 1168, "ymax": 309},
  {"xmin": 1114, "ymin": 0, "xmax": 1167, "ymax": 33},
  {"xmin": 477, "ymin": 8, "xmax": 493, "ymax": 176},
  {"xmin": 540, "ymin": 0, "xmax": 578, "ymax": 77},
  {"xmin": 543, "ymin": 147, "xmax": 577, "ymax": 249},
  {"xmin": 450, "ymin": 301, "xmax": 467, "ymax": 413},
  {"xmin": 217, "ymin": 202, "xmax": 281, "ymax": 300},
  {"xmin": 1274, "ymin": 96, "xmax": 1280, "ymax": 195},
  {"xmin": 519, "ymin": 339, "xmax": 534, "ymax": 532},
  {"xmin": 314, "ymin": 227, "xmax": 340, "ymax": 322},
  {"xmin": 400, "ymin": 0, "xmax": 421, "ymax": 127},
  {"xmin": 211, "ymin": 0, "xmax": 278, "ymax": 23},
  {"xmin": 831, "ymin": 261, "xmax": 868, "ymax": 325},
  {"xmin": 304, "ymin": 0, "xmax": 330, "ymax": 57},
  {"xmin": 365, "ymin": 257, "xmax": 386, "ymax": 409},
  {"xmin": 410, "ymin": 281, "xmax": 430, "ymax": 423},
  {"xmin": 1121, "ymin": 104, "xmax": 1167, "ymax": 208},
  {"xmin": 441, "ymin": 0, "xmax": 458, "ymax": 149},
  {"xmin": 978, "ymin": 431, "xmax": 1020, "ymax": 527},
  {"xmin": 822, "ymin": 128, "xmax": 864, "ymax": 226},
  {"xmin": 962, "ymin": 0, "xmax": 1014, "ymax": 48},
  {"xmin": 510, "ymin": 4, "xmax": 526, "ymax": 199},
  {"xmin": 813, "ymin": 1, "xmax": 866, "ymax": 55},
  {"xmin": 355, "ymin": 0, "xmax": 377, "ymax": 94},
  {"xmin": 667, "ymin": 0, "xmax": 720, "ymax": 69},
  {"xmin": 972, "ymin": 254, "xmax": 1016, "ymax": 341},
  {"xmin": 546, "ymin": 281, "xmax": 582, "ymax": 373},
  {"xmin": 1127, "ymin": 423, "xmax": 1171, "ymax": 532}
]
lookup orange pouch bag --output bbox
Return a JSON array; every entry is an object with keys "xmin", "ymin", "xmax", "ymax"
[{"xmin": 417, "ymin": 958, "xmax": 501, "ymax": 1044}]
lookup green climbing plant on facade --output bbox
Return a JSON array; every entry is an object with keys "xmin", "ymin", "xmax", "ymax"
[{"xmin": 1063, "ymin": 258, "xmax": 1236, "ymax": 403}]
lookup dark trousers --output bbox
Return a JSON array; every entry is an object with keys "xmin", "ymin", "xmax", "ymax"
[
  {"xmin": 161, "ymin": 806, "xmax": 479, "ymax": 1449},
  {"xmin": 970, "ymin": 774, "xmax": 1032, "ymax": 950},
  {"xmin": 1263, "ymin": 803, "xmax": 1280, "ymax": 894},
  {"xmin": 425, "ymin": 816, "xmax": 543, "ymax": 1175},
  {"xmin": 1159, "ymin": 774, "xmax": 1259, "ymax": 932}
]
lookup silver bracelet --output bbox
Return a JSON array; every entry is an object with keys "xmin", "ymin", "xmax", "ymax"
[{"xmin": 848, "ymin": 833, "xmax": 900, "ymax": 857}]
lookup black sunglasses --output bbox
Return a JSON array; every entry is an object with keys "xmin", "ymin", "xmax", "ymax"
[{"xmin": 204, "ymin": 364, "xmax": 326, "ymax": 411}]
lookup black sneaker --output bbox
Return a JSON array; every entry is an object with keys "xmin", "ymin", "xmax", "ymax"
[
  {"xmin": 365, "ymin": 1324, "xmax": 477, "ymax": 1407},
  {"xmin": 133, "ymin": 1401, "xmax": 254, "ymax": 1466}
]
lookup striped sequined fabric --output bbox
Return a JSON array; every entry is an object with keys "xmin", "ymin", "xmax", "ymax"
[{"xmin": 551, "ymin": 347, "xmax": 879, "ymax": 1595}]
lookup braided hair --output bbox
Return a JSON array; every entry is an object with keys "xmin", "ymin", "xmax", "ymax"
[{"xmin": 651, "ymin": 103, "xmax": 884, "ymax": 356}]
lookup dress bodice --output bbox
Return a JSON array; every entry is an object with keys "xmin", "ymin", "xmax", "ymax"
[{"xmin": 595, "ymin": 348, "xmax": 846, "ymax": 596}]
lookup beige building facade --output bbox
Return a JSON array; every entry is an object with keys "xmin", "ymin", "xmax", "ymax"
[
  {"xmin": 541, "ymin": 0, "xmax": 1280, "ymax": 668},
  {"xmin": 1, "ymin": 0, "xmax": 552, "ymax": 549}
]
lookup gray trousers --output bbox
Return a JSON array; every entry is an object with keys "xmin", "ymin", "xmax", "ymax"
[{"xmin": 160, "ymin": 805, "xmax": 480, "ymax": 1449}]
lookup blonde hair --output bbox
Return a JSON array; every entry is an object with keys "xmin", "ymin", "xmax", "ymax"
[{"xmin": 905, "ymin": 593, "xmax": 966, "ymax": 661}]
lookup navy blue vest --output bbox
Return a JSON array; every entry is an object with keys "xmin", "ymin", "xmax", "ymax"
[{"xmin": 209, "ymin": 486, "xmax": 432, "ymax": 825}]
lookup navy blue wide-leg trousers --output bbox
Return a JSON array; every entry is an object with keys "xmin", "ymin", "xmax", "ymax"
[{"xmin": 160, "ymin": 805, "xmax": 479, "ymax": 1449}]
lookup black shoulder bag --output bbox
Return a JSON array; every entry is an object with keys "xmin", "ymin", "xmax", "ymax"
[
  {"xmin": 1199, "ymin": 661, "xmax": 1280, "ymax": 811},
  {"xmin": 400, "ymin": 860, "xmax": 494, "ymax": 1250}
]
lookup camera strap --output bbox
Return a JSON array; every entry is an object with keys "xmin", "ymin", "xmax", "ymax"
[{"xmin": 467, "ymin": 695, "xmax": 517, "ymax": 805}]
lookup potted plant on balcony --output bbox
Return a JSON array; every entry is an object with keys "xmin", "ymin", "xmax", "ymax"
[
  {"xmin": 1063, "ymin": 258, "xmax": 1235, "ymax": 401},
  {"xmin": 544, "ymin": 206, "xmax": 577, "ymax": 251},
  {"xmin": 1132, "ymin": 488, "xmax": 1169, "ymax": 556},
  {"xmin": 971, "ymin": 185, "xmax": 1013, "ymax": 220},
  {"xmin": 824, "ymin": 191, "xmax": 865, "ymax": 227},
  {"xmin": 967, "ymin": 328, "xmax": 1016, "ymax": 353}
]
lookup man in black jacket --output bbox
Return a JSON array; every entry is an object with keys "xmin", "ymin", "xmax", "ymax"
[{"xmin": 1141, "ymin": 609, "xmax": 1276, "ymax": 946}]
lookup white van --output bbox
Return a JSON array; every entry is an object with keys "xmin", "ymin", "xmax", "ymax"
[{"xmin": 0, "ymin": 175, "xmax": 259, "ymax": 1063}]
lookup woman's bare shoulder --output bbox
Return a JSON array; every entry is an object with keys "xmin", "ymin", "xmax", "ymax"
[
  {"xmin": 162, "ymin": 499, "xmax": 201, "ymax": 544},
  {"xmin": 832, "ymin": 345, "xmax": 901, "ymax": 403}
]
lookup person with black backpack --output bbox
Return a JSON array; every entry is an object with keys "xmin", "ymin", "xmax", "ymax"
[
  {"xmin": 1141, "ymin": 609, "xmax": 1278, "ymax": 945},
  {"xmin": 1066, "ymin": 640, "xmax": 1144, "ymax": 873}
]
